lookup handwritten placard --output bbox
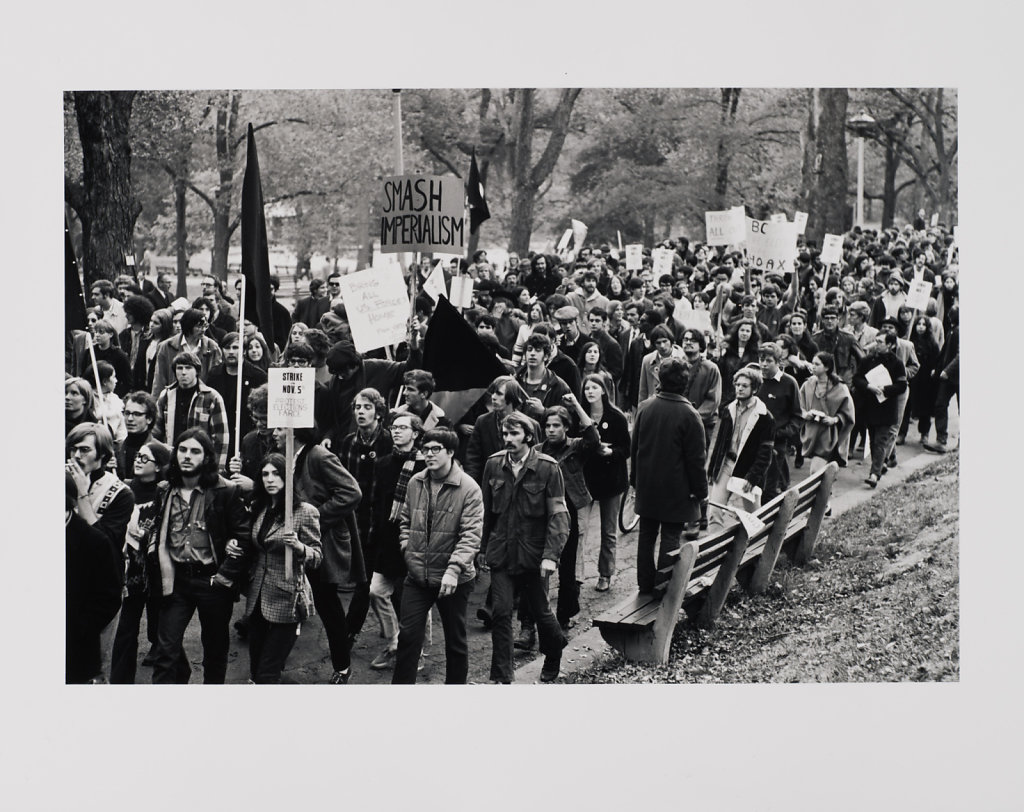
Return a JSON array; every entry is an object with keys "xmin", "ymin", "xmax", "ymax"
[
  {"xmin": 905, "ymin": 278, "xmax": 933, "ymax": 311},
  {"xmin": 380, "ymin": 175, "xmax": 465, "ymax": 254},
  {"xmin": 652, "ymin": 247, "xmax": 674, "ymax": 276},
  {"xmin": 337, "ymin": 266, "xmax": 410, "ymax": 352},
  {"xmin": 794, "ymin": 211, "xmax": 808, "ymax": 235},
  {"xmin": 704, "ymin": 206, "xmax": 746, "ymax": 246},
  {"xmin": 745, "ymin": 218, "xmax": 798, "ymax": 275},
  {"xmin": 267, "ymin": 367, "xmax": 315, "ymax": 428}
]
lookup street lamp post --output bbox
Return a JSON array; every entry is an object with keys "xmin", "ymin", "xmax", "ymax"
[{"xmin": 848, "ymin": 111, "xmax": 876, "ymax": 229}]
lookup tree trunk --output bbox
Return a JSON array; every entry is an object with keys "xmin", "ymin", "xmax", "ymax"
[
  {"xmin": 505, "ymin": 88, "xmax": 581, "ymax": 255},
  {"xmin": 73, "ymin": 91, "xmax": 139, "ymax": 289},
  {"xmin": 815, "ymin": 88, "xmax": 849, "ymax": 236},
  {"xmin": 801, "ymin": 89, "xmax": 822, "ymax": 244},
  {"xmin": 174, "ymin": 176, "xmax": 189, "ymax": 297},
  {"xmin": 714, "ymin": 89, "xmax": 741, "ymax": 208},
  {"xmin": 881, "ymin": 142, "xmax": 900, "ymax": 230},
  {"xmin": 210, "ymin": 93, "xmax": 241, "ymax": 281}
]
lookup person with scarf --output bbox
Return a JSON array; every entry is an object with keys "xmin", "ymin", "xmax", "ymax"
[
  {"xmin": 110, "ymin": 440, "xmax": 171, "ymax": 683},
  {"xmin": 366, "ymin": 412, "xmax": 427, "ymax": 671}
]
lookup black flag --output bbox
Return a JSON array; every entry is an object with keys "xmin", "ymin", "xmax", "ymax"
[
  {"xmin": 467, "ymin": 148, "xmax": 490, "ymax": 234},
  {"xmin": 241, "ymin": 124, "xmax": 274, "ymax": 343},
  {"xmin": 65, "ymin": 217, "xmax": 87, "ymax": 333},
  {"xmin": 422, "ymin": 295, "xmax": 506, "ymax": 424}
]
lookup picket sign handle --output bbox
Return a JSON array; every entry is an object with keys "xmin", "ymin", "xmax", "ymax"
[
  {"xmin": 234, "ymin": 276, "xmax": 246, "ymax": 459},
  {"xmin": 284, "ymin": 426, "xmax": 294, "ymax": 580},
  {"xmin": 85, "ymin": 332, "xmax": 108, "ymax": 428}
]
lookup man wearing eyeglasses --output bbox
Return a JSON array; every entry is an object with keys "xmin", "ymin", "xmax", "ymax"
[
  {"xmin": 150, "ymin": 308, "xmax": 223, "ymax": 396},
  {"xmin": 121, "ymin": 391, "xmax": 159, "ymax": 474},
  {"xmin": 393, "ymin": 428, "xmax": 483, "ymax": 684}
]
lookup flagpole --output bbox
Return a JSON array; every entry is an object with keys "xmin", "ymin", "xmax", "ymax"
[
  {"xmin": 234, "ymin": 275, "xmax": 246, "ymax": 459},
  {"xmin": 392, "ymin": 89, "xmax": 405, "ymax": 359}
]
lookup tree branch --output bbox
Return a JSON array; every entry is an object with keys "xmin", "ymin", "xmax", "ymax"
[{"xmin": 529, "ymin": 88, "xmax": 582, "ymax": 188}]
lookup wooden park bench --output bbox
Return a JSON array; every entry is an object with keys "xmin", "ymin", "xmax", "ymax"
[{"xmin": 593, "ymin": 462, "xmax": 839, "ymax": 664}]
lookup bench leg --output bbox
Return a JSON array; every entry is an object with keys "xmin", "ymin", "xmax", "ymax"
[
  {"xmin": 651, "ymin": 541, "xmax": 698, "ymax": 664},
  {"xmin": 793, "ymin": 462, "xmax": 839, "ymax": 565},
  {"xmin": 748, "ymin": 490, "xmax": 799, "ymax": 595},
  {"xmin": 697, "ymin": 527, "xmax": 750, "ymax": 629}
]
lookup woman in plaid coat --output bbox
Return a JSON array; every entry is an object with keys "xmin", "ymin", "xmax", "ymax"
[{"xmin": 241, "ymin": 453, "xmax": 322, "ymax": 684}]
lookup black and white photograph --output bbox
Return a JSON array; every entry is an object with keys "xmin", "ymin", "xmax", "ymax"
[{"xmin": 3, "ymin": 3, "xmax": 1019, "ymax": 809}]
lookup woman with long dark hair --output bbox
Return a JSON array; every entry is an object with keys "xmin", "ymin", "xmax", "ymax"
[
  {"xmin": 578, "ymin": 341, "xmax": 617, "ymax": 405},
  {"xmin": 798, "ymin": 352, "xmax": 855, "ymax": 479},
  {"xmin": 580, "ymin": 373, "xmax": 630, "ymax": 592},
  {"xmin": 903, "ymin": 314, "xmax": 942, "ymax": 445},
  {"xmin": 242, "ymin": 452, "xmax": 322, "ymax": 683},
  {"xmin": 717, "ymin": 318, "xmax": 761, "ymax": 409}
]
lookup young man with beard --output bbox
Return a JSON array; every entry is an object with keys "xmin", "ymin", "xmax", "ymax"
[
  {"xmin": 204, "ymin": 332, "xmax": 268, "ymax": 456},
  {"xmin": 480, "ymin": 412, "xmax": 569, "ymax": 683},
  {"xmin": 392, "ymin": 427, "xmax": 483, "ymax": 684},
  {"xmin": 153, "ymin": 351, "xmax": 231, "ymax": 473},
  {"xmin": 706, "ymin": 366, "xmax": 775, "ymax": 532},
  {"xmin": 150, "ymin": 428, "xmax": 251, "ymax": 684}
]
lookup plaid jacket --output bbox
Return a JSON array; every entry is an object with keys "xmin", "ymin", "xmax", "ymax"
[
  {"xmin": 243, "ymin": 503, "xmax": 322, "ymax": 624},
  {"xmin": 154, "ymin": 381, "xmax": 231, "ymax": 472}
]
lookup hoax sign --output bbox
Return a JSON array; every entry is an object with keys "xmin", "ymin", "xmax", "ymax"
[
  {"xmin": 380, "ymin": 175, "xmax": 465, "ymax": 253},
  {"xmin": 745, "ymin": 218, "xmax": 798, "ymax": 275}
]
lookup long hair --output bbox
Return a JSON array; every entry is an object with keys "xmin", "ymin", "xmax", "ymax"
[
  {"xmin": 910, "ymin": 315, "xmax": 940, "ymax": 361},
  {"xmin": 166, "ymin": 427, "xmax": 220, "ymax": 488},
  {"xmin": 486, "ymin": 375, "xmax": 528, "ymax": 412},
  {"xmin": 726, "ymin": 318, "xmax": 761, "ymax": 356},
  {"xmin": 581, "ymin": 372, "xmax": 626, "ymax": 422},
  {"xmin": 251, "ymin": 452, "xmax": 302, "ymax": 517},
  {"xmin": 150, "ymin": 308, "xmax": 174, "ymax": 342},
  {"xmin": 578, "ymin": 341, "xmax": 607, "ymax": 373},
  {"xmin": 65, "ymin": 377, "xmax": 98, "ymax": 422},
  {"xmin": 813, "ymin": 352, "xmax": 842, "ymax": 387}
]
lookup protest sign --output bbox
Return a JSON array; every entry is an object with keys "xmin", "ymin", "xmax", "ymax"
[
  {"xmin": 448, "ymin": 275, "xmax": 474, "ymax": 309},
  {"xmin": 571, "ymin": 219, "xmax": 588, "ymax": 251},
  {"xmin": 745, "ymin": 218, "xmax": 798, "ymax": 275},
  {"xmin": 705, "ymin": 207, "xmax": 746, "ymax": 246},
  {"xmin": 379, "ymin": 175, "xmax": 465, "ymax": 254},
  {"xmin": 905, "ymin": 277, "xmax": 933, "ymax": 311},
  {"xmin": 652, "ymin": 247, "xmax": 674, "ymax": 276},
  {"xmin": 556, "ymin": 228, "xmax": 573, "ymax": 253},
  {"xmin": 794, "ymin": 211, "xmax": 808, "ymax": 235},
  {"xmin": 422, "ymin": 260, "xmax": 448, "ymax": 302},
  {"xmin": 770, "ymin": 213, "xmax": 787, "ymax": 223},
  {"xmin": 681, "ymin": 308, "xmax": 712, "ymax": 336},
  {"xmin": 625, "ymin": 244, "xmax": 644, "ymax": 271},
  {"xmin": 820, "ymin": 233, "xmax": 844, "ymax": 265},
  {"xmin": 930, "ymin": 212, "xmax": 939, "ymax": 227},
  {"xmin": 267, "ymin": 367, "xmax": 315, "ymax": 428},
  {"xmin": 337, "ymin": 266, "xmax": 410, "ymax": 353}
]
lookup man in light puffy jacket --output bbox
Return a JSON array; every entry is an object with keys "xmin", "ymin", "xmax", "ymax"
[{"xmin": 392, "ymin": 428, "xmax": 483, "ymax": 684}]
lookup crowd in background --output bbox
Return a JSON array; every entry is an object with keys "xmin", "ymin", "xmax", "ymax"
[{"xmin": 65, "ymin": 219, "xmax": 960, "ymax": 684}]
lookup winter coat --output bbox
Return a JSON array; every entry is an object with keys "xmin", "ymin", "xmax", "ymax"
[
  {"xmin": 150, "ymin": 333, "xmax": 223, "ymax": 396},
  {"xmin": 852, "ymin": 350, "xmax": 908, "ymax": 427},
  {"xmin": 630, "ymin": 392, "xmax": 708, "ymax": 523},
  {"xmin": 399, "ymin": 462, "xmax": 483, "ymax": 588},
  {"xmin": 481, "ymin": 447, "xmax": 570, "ymax": 574},
  {"xmin": 708, "ymin": 397, "xmax": 775, "ymax": 488},
  {"xmin": 464, "ymin": 410, "xmax": 541, "ymax": 483},
  {"xmin": 582, "ymin": 400, "xmax": 630, "ymax": 500},
  {"xmin": 292, "ymin": 444, "xmax": 362, "ymax": 585},
  {"xmin": 535, "ymin": 423, "xmax": 600, "ymax": 510},
  {"xmin": 243, "ymin": 502, "xmax": 322, "ymax": 624},
  {"xmin": 798, "ymin": 377, "xmax": 855, "ymax": 459}
]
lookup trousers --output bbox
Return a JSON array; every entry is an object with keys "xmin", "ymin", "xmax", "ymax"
[
  {"xmin": 247, "ymin": 604, "xmax": 299, "ymax": 683},
  {"xmin": 393, "ymin": 579, "xmax": 473, "ymax": 684},
  {"xmin": 153, "ymin": 574, "xmax": 233, "ymax": 684},
  {"xmin": 489, "ymin": 569, "xmax": 566, "ymax": 683}
]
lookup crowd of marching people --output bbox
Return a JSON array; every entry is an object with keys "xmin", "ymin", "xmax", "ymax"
[{"xmin": 66, "ymin": 220, "xmax": 959, "ymax": 684}]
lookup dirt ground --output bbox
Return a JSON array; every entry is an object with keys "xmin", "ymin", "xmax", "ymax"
[{"xmin": 132, "ymin": 410, "xmax": 958, "ymax": 684}]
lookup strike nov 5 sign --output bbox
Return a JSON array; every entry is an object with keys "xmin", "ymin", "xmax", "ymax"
[
  {"xmin": 380, "ymin": 175, "xmax": 465, "ymax": 254},
  {"xmin": 267, "ymin": 368, "xmax": 315, "ymax": 428}
]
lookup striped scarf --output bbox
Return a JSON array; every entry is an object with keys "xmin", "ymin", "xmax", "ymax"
[{"xmin": 389, "ymin": 447, "xmax": 424, "ymax": 522}]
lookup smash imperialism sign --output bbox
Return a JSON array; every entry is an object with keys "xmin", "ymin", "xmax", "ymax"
[{"xmin": 379, "ymin": 175, "xmax": 465, "ymax": 254}]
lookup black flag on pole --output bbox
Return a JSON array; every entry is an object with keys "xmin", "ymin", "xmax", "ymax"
[
  {"xmin": 65, "ymin": 217, "xmax": 87, "ymax": 333},
  {"xmin": 422, "ymin": 295, "xmax": 506, "ymax": 424},
  {"xmin": 241, "ymin": 124, "xmax": 274, "ymax": 343},
  {"xmin": 467, "ymin": 148, "xmax": 490, "ymax": 234}
]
